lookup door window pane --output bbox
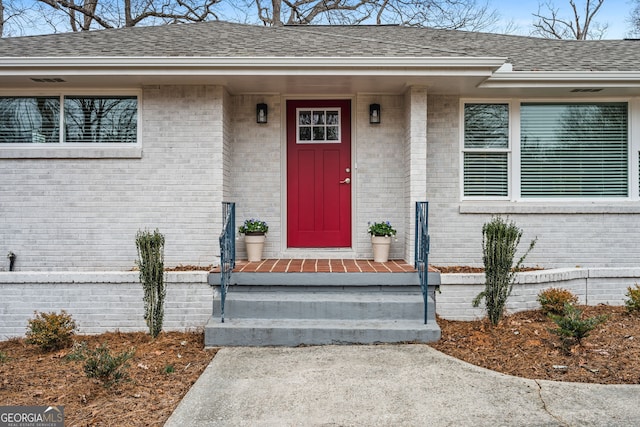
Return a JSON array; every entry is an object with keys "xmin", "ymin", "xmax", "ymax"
[{"xmin": 297, "ymin": 108, "xmax": 341, "ymax": 144}]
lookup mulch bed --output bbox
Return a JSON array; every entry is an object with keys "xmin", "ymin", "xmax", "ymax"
[
  {"xmin": 0, "ymin": 331, "xmax": 216, "ymax": 426},
  {"xmin": 430, "ymin": 305, "xmax": 640, "ymax": 384}
]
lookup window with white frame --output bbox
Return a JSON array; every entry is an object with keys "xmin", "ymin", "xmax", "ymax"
[
  {"xmin": 462, "ymin": 101, "xmax": 629, "ymax": 199},
  {"xmin": 462, "ymin": 103, "xmax": 510, "ymax": 197},
  {"xmin": 520, "ymin": 102, "xmax": 628, "ymax": 197},
  {"xmin": 0, "ymin": 95, "xmax": 138, "ymax": 144}
]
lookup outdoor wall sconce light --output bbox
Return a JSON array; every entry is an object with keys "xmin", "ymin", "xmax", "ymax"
[
  {"xmin": 7, "ymin": 251, "xmax": 16, "ymax": 272},
  {"xmin": 369, "ymin": 103, "xmax": 381, "ymax": 124},
  {"xmin": 256, "ymin": 103, "xmax": 268, "ymax": 124}
]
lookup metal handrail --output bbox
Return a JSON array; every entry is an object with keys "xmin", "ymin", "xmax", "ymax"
[
  {"xmin": 414, "ymin": 201, "xmax": 430, "ymax": 324},
  {"xmin": 219, "ymin": 202, "xmax": 236, "ymax": 323}
]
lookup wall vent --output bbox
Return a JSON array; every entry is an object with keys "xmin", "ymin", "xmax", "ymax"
[
  {"xmin": 570, "ymin": 88, "xmax": 603, "ymax": 92},
  {"xmin": 30, "ymin": 78, "xmax": 66, "ymax": 83}
]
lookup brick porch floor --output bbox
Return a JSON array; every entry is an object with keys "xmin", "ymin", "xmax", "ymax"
[{"xmin": 222, "ymin": 259, "xmax": 436, "ymax": 273}]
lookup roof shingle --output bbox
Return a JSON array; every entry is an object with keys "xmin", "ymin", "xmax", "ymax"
[{"xmin": 1, "ymin": 21, "xmax": 638, "ymax": 72}]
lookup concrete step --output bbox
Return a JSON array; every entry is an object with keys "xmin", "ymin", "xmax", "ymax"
[
  {"xmin": 215, "ymin": 292, "xmax": 436, "ymax": 322},
  {"xmin": 204, "ymin": 318, "xmax": 441, "ymax": 347},
  {"xmin": 206, "ymin": 270, "xmax": 442, "ymax": 347}
]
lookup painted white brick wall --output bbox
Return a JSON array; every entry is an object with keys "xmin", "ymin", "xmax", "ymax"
[
  {"xmin": 587, "ymin": 268, "xmax": 640, "ymax": 305},
  {"xmin": 0, "ymin": 272, "xmax": 212, "ymax": 340},
  {"xmin": 3, "ymin": 87, "xmax": 638, "ymax": 270},
  {"xmin": 355, "ymin": 94, "xmax": 407, "ymax": 259},
  {"xmin": 426, "ymin": 95, "xmax": 640, "ymax": 269},
  {"xmin": 0, "ymin": 85, "xmax": 225, "ymax": 271},
  {"xmin": 230, "ymin": 95, "xmax": 283, "ymax": 260},
  {"xmin": 403, "ymin": 87, "xmax": 428, "ymax": 263}
]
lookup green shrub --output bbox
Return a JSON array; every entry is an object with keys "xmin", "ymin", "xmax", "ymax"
[
  {"xmin": 537, "ymin": 288, "xmax": 579, "ymax": 315},
  {"xmin": 83, "ymin": 343, "xmax": 135, "ymax": 388},
  {"xmin": 549, "ymin": 303, "xmax": 607, "ymax": 349},
  {"xmin": 624, "ymin": 284, "xmax": 640, "ymax": 313},
  {"xmin": 65, "ymin": 341, "xmax": 89, "ymax": 361},
  {"xmin": 25, "ymin": 310, "xmax": 77, "ymax": 352},
  {"xmin": 0, "ymin": 351, "xmax": 7, "ymax": 363},
  {"xmin": 163, "ymin": 364, "xmax": 175, "ymax": 374},
  {"xmin": 136, "ymin": 229, "xmax": 166, "ymax": 338},
  {"xmin": 472, "ymin": 216, "xmax": 536, "ymax": 326}
]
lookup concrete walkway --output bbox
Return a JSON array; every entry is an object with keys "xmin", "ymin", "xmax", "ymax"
[{"xmin": 165, "ymin": 345, "xmax": 640, "ymax": 427}]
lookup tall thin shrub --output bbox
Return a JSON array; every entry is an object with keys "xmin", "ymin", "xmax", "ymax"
[
  {"xmin": 135, "ymin": 229, "xmax": 165, "ymax": 338},
  {"xmin": 473, "ymin": 217, "xmax": 536, "ymax": 326}
]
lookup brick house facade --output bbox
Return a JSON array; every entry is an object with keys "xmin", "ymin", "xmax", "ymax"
[{"xmin": 1, "ymin": 22, "xmax": 639, "ymax": 271}]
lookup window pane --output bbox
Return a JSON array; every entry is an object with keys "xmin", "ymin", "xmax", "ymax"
[
  {"xmin": 299, "ymin": 127, "xmax": 311, "ymax": 141},
  {"xmin": 464, "ymin": 153, "xmax": 508, "ymax": 197},
  {"xmin": 64, "ymin": 96, "xmax": 137, "ymax": 143},
  {"xmin": 326, "ymin": 111, "xmax": 339, "ymax": 125},
  {"xmin": 521, "ymin": 103, "xmax": 628, "ymax": 197},
  {"xmin": 299, "ymin": 111, "xmax": 311, "ymax": 125},
  {"xmin": 0, "ymin": 97, "xmax": 60, "ymax": 143},
  {"xmin": 313, "ymin": 126, "xmax": 325, "ymax": 140},
  {"xmin": 464, "ymin": 104, "xmax": 509, "ymax": 149},
  {"xmin": 326, "ymin": 126, "xmax": 339, "ymax": 140}
]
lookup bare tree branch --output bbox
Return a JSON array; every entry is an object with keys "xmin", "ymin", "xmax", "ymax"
[
  {"xmin": 243, "ymin": 0, "xmax": 498, "ymax": 30},
  {"xmin": 628, "ymin": 0, "xmax": 640, "ymax": 37},
  {"xmin": 34, "ymin": 0, "xmax": 223, "ymax": 32},
  {"xmin": 533, "ymin": 0, "xmax": 607, "ymax": 40}
]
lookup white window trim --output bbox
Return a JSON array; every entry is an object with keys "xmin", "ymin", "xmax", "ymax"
[
  {"xmin": 459, "ymin": 99, "xmax": 512, "ymax": 201},
  {"xmin": 0, "ymin": 88, "xmax": 142, "ymax": 159},
  {"xmin": 460, "ymin": 97, "xmax": 638, "ymax": 204}
]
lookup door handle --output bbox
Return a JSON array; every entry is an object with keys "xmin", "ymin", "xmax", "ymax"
[{"xmin": 340, "ymin": 178, "xmax": 351, "ymax": 184}]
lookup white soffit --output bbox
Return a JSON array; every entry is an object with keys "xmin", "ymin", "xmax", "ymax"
[{"xmin": 480, "ymin": 71, "xmax": 640, "ymax": 88}]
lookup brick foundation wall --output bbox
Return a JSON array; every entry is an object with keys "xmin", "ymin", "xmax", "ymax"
[
  {"xmin": 0, "ymin": 272, "xmax": 212, "ymax": 340},
  {"xmin": 437, "ymin": 268, "xmax": 640, "ymax": 320}
]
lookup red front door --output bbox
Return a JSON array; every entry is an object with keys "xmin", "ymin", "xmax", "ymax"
[{"xmin": 287, "ymin": 99, "xmax": 352, "ymax": 247}]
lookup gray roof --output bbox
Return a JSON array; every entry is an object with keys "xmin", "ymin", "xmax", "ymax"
[{"xmin": 1, "ymin": 20, "xmax": 638, "ymax": 71}]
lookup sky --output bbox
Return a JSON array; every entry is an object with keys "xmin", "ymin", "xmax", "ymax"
[
  {"xmin": 7, "ymin": 0, "xmax": 637, "ymax": 39},
  {"xmin": 495, "ymin": 0, "xmax": 633, "ymax": 39}
]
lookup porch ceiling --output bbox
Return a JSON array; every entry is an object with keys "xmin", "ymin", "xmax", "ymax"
[
  {"xmin": 4, "ymin": 72, "xmax": 639, "ymax": 97},
  {"xmin": 0, "ymin": 73, "xmax": 490, "ymax": 95}
]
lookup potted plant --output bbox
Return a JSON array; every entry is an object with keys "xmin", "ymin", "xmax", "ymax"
[
  {"xmin": 239, "ymin": 219, "xmax": 269, "ymax": 262},
  {"xmin": 368, "ymin": 221, "xmax": 397, "ymax": 262}
]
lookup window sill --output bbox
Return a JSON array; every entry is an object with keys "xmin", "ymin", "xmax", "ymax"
[
  {"xmin": 0, "ymin": 146, "xmax": 142, "ymax": 159},
  {"xmin": 459, "ymin": 201, "xmax": 640, "ymax": 214}
]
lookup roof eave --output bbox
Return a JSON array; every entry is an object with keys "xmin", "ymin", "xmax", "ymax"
[
  {"xmin": 480, "ymin": 71, "xmax": 640, "ymax": 88},
  {"xmin": 0, "ymin": 56, "xmax": 507, "ymax": 77}
]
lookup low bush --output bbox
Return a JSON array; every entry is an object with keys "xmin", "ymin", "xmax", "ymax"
[
  {"xmin": 83, "ymin": 343, "xmax": 135, "ymax": 388},
  {"xmin": 624, "ymin": 284, "xmax": 640, "ymax": 313},
  {"xmin": 549, "ymin": 303, "xmax": 607, "ymax": 350},
  {"xmin": 25, "ymin": 310, "xmax": 77, "ymax": 352},
  {"xmin": 0, "ymin": 351, "xmax": 7, "ymax": 363},
  {"xmin": 537, "ymin": 288, "xmax": 578, "ymax": 315}
]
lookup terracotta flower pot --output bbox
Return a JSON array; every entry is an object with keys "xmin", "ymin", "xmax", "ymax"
[
  {"xmin": 371, "ymin": 235, "xmax": 391, "ymax": 262},
  {"xmin": 245, "ymin": 233, "xmax": 266, "ymax": 262}
]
